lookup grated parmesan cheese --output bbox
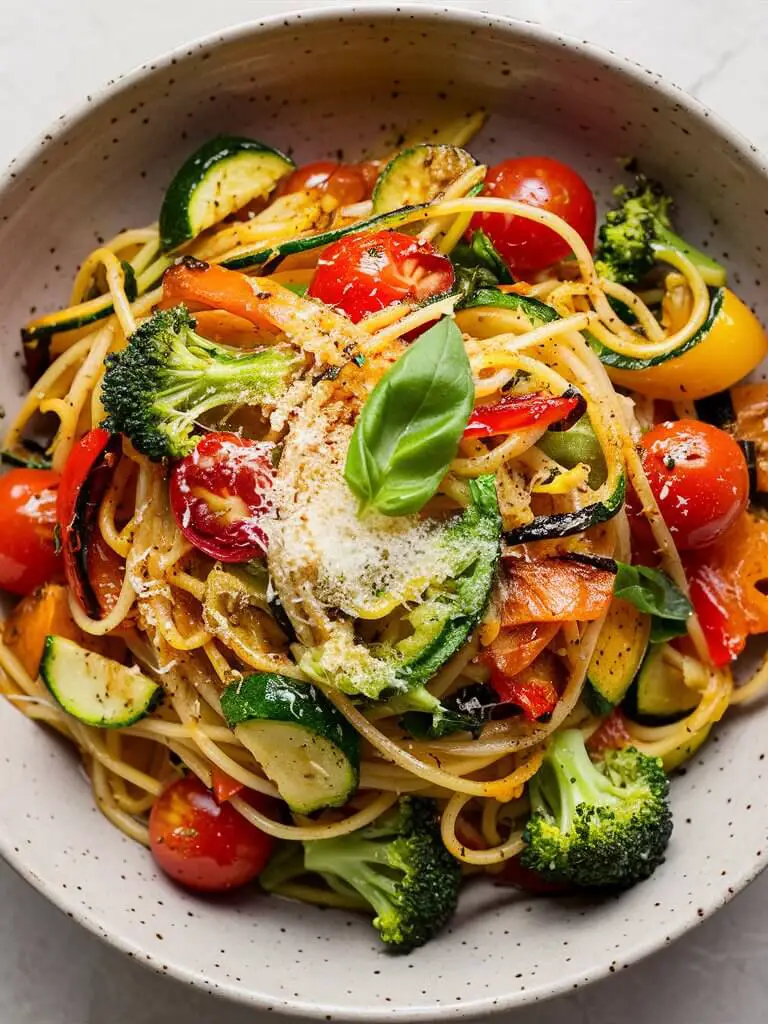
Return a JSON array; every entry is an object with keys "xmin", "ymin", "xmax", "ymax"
[{"xmin": 265, "ymin": 403, "xmax": 452, "ymax": 621}]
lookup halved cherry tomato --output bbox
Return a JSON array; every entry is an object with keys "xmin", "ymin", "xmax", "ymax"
[
  {"xmin": 279, "ymin": 160, "xmax": 377, "ymax": 206},
  {"xmin": 307, "ymin": 230, "xmax": 455, "ymax": 323},
  {"xmin": 211, "ymin": 766, "xmax": 246, "ymax": 805},
  {"xmin": 501, "ymin": 556, "xmax": 615, "ymax": 627},
  {"xmin": 640, "ymin": 420, "xmax": 749, "ymax": 551},
  {"xmin": 149, "ymin": 776, "xmax": 274, "ymax": 892},
  {"xmin": 169, "ymin": 432, "xmax": 274, "ymax": 563},
  {"xmin": 470, "ymin": 156, "xmax": 596, "ymax": 275},
  {"xmin": 464, "ymin": 391, "xmax": 581, "ymax": 439},
  {"xmin": 0, "ymin": 469, "xmax": 62, "ymax": 595},
  {"xmin": 57, "ymin": 428, "xmax": 120, "ymax": 616}
]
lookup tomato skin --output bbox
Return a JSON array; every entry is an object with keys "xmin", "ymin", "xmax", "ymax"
[
  {"xmin": 640, "ymin": 420, "xmax": 749, "ymax": 551},
  {"xmin": 149, "ymin": 776, "xmax": 274, "ymax": 892},
  {"xmin": 280, "ymin": 160, "xmax": 373, "ymax": 205},
  {"xmin": 470, "ymin": 157, "xmax": 596, "ymax": 274},
  {"xmin": 308, "ymin": 230, "xmax": 455, "ymax": 324},
  {"xmin": 0, "ymin": 469, "xmax": 62, "ymax": 595},
  {"xmin": 586, "ymin": 709, "xmax": 632, "ymax": 754},
  {"xmin": 169, "ymin": 433, "xmax": 275, "ymax": 563}
]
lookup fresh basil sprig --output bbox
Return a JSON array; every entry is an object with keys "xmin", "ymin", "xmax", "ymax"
[
  {"xmin": 613, "ymin": 562, "xmax": 692, "ymax": 642},
  {"xmin": 344, "ymin": 317, "xmax": 473, "ymax": 516}
]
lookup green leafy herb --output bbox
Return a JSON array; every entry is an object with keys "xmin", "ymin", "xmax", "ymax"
[
  {"xmin": 451, "ymin": 229, "xmax": 514, "ymax": 304},
  {"xmin": 613, "ymin": 562, "xmax": 692, "ymax": 642},
  {"xmin": 344, "ymin": 318, "xmax": 474, "ymax": 516},
  {"xmin": 120, "ymin": 260, "xmax": 138, "ymax": 302}
]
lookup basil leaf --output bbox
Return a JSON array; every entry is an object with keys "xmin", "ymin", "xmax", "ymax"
[
  {"xmin": 344, "ymin": 317, "xmax": 473, "ymax": 516},
  {"xmin": 452, "ymin": 229, "xmax": 514, "ymax": 304},
  {"xmin": 613, "ymin": 563, "xmax": 692, "ymax": 640},
  {"xmin": 649, "ymin": 616, "xmax": 689, "ymax": 644}
]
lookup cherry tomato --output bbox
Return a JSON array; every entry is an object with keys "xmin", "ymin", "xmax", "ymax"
[
  {"xmin": 280, "ymin": 160, "xmax": 373, "ymax": 206},
  {"xmin": 640, "ymin": 420, "xmax": 749, "ymax": 551},
  {"xmin": 586, "ymin": 709, "xmax": 632, "ymax": 754},
  {"xmin": 0, "ymin": 469, "xmax": 62, "ymax": 595},
  {"xmin": 169, "ymin": 433, "xmax": 274, "ymax": 563},
  {"xmin": 308, "ymin": 230, "xmax": 455, "ymax": 324},
  {"xmin": 149, "ymin": 776, "xmax": 274, "ymax": 892},
  {"xmin": 470, "ymin": 157, "xmax": 596, "ymax": 274}
]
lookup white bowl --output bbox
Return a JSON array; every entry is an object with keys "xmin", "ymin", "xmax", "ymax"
[{"xmin": 2, "ymin": 5, "xmax": 767, "ymax": 1020}]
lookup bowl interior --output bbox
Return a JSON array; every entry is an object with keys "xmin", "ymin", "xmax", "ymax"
[{"xmin": 2, "ymin": 7, "xmax": 768, "ymax": 1020}]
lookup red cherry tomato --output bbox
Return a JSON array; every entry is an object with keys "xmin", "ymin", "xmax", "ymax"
[
  {"xmin": 308, "ymin": 230, "xmax": 455, "ymax": 324},
  {"xmin": 149, "ymin": 776, "xmax": 274, "ymax": 892},
  {"xmin": 169, "ymin": 433, "xmax": 274, "ymax": 563},
  {"xmin": 280, "ymin": 160, "xmax": 374, "ymax": 206},
  {"xmin": 640, "ymin": 420, "xmax": 749, "ymax": 551},
  {"xmin": 470, "ymin": 157, "xmax": 596, "ymax": 275},
  {"xmin": 0, "ymin": 469, "xmax": 62, "ymax": 595}
]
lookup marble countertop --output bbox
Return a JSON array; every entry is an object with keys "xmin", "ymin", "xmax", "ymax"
[{"xmin": 1, "ymin": 1, "xmax": 767, "ymax": 1021}]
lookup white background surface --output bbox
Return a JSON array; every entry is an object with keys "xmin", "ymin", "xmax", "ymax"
[{"xmin": 1, "ymin": 1, "xmax": 768, "ymax": 1021}]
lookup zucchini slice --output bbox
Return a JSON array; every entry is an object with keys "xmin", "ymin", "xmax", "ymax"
[
  {"xmin": 159, "ymin": 136, "xmax": 294, "ymax": 251},
  {"xmin": 629, "ymin": 643, "xmax": 699, "ymax": 723},
  {"xmin": 584, "ymin": 598, "xmax": 650, "ymax": 715},
  {"xmin": 505, "ymin": 474, "xmax": 626, "ymax": 545},
  {"xmin": 591, "ymin": 287, "xmax": 724, "ymax": 371},
  {"xmin": 220, "ymin": 673, "xmax": 359, "ymax": 813},
  {"xmin": 220, "ymin": 201, "xmax": 427, "ymax": 271},
  {"xmin": 40, "ymin": 635, "xmax": 161, "ymax": 728},
  {"xmin": 372, "ymin": 144, "xmax": 476, "ymax": 214}
]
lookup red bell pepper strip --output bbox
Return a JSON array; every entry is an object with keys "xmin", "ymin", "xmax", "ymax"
[
  {"xmin": 56, "ymin": 428, "xmax": 121, "ymax": 617},
  {"xmin": 463, "ymin": 391, "xmax": 582, "ymax": 439},
  {"xmin": 684, "ymin": 556, "xmax": 746, "ymax": 667}
]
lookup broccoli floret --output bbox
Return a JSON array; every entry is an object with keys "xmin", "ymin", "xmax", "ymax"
[
  {"xmin": 521, "ymin": 729, "xmax": 672, "ymax": 889},
  {"xmin": 595, "ymin": 173, "xmax": 726, "ymax": 287},
  {"xmin": 101, "ymin": 304, "xmax": 301, "ymax": 461},
  {"xmin": 303, "ymin": 796, "xmax": 461, "ymax": 952}
]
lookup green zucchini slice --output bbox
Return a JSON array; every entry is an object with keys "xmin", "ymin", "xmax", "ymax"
[
  {"xmin": 220, "ymin": 202, "xmax": 427, "ymax": 271},
  {"xmin": 591, "ymin": 287, "xmax": 725, "ymax": 371},
  {"xmin": 630, "ymin": 643, "xmax": 699, "ymax": 722},
  {"xmin": 505, "ymin": 474, "xmax": 626, "ymax": 545},
  {"xmin": 584, "ymin": 598, "xmax": 650, "ymax": 715},
  {"xmin": 220, "ymin": 673, "xmax": 359, "ymax": 813},
  {"xmin": 372, "ymin": 144, "xmax": 476, "ymax": 214},
  {"xmin": 159, "ymin": 136, "xmax": 294, "ymax": 251},
  {"xmin": 40, "ymin": 635, "xmax": 161, "ymax": 728}
]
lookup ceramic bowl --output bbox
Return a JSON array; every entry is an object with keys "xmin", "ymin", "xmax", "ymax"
[{"xmin": 1, "ymin": 5, "xmax": 767, "ymax": 1020}]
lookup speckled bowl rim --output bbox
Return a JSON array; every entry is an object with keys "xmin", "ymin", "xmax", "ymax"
[{"xmin": 2, "ymin": 4, "xmax": 768, "ymax": 1020}]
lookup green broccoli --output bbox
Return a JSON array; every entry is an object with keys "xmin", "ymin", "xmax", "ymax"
[
  {"xmin": 595, "ymin": 173, "xmax": 726, "ymax": 288},
  {"xmin": 262, "ymin": 797, "xmax": 461, "ymax": 952},
  {"xmin": 101, "ymin": 304, "xmax": 301, "ymax": 460},
  {"xmin": 521, "ymin": 729, "xmax": 672, "ymax": 889}
]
